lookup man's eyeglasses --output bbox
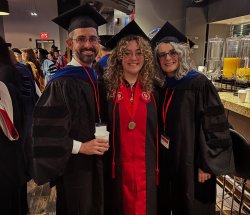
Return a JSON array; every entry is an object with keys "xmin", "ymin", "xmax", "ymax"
[
  {"xmin": 158, "ymin": 49, "xmax": 178, "ymax": 59},
  {"xmin": 71, "ymin": 36, "xmax": 99, "ymax": 45},
  {"xmin": 123, "ymin": 50, "xmax": 143, "ymax": 58}
]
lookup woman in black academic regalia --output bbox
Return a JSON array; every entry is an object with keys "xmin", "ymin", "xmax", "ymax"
[{"xmin": 151, "ymin": 21, "xmax": 234, "ymax": 215}]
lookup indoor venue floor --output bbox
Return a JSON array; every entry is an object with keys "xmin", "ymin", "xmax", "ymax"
[
  {"xmin": 27, "ymin": 180, "xmax": 56, "ymax": 215},
  {"xmin": 27, "ymin": 179, "xmax": 249, "ymax": 215}
]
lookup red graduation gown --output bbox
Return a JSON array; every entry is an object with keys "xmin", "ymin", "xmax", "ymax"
[{"xmin": 104, "ymin": 82, "xmax": 158, "ymax": 215}]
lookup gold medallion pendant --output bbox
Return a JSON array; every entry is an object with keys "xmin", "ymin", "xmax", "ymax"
[{"xmin": 128, "ymin": 121, "xmax": 136, "ymax": 130}]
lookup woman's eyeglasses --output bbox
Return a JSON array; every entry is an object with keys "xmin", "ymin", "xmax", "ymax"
[
  {"xmin": 123, "ymin": 50, "xmax": 143, "ymax": 58},
  {"xmin": 71, "ymin": 36, "xmax": 99, "ymax": 45},
  {"xmin": 158, "ymin": 49, "xmax": 178, "ymax": 59}
]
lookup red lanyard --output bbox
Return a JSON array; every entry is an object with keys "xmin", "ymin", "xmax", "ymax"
[
  {"xmin": 162, "ymin": 88, "xmax": 175, "ymax": 131},
  {"xmin": 81, "ymin": 65, "xmax": 100, "ymax": 122},
  {"xmin": 120, "ymin": 81, "xmax": 141, "ymax": 119}
]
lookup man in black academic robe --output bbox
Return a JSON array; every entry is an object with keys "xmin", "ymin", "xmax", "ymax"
[{"xmin": 31, "ymin": 4, "xmax": 109, "ymax": 215}]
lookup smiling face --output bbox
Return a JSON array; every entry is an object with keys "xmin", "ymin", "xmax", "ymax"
[
  {"xmin": 67, "ymin": 27, "xmax": 100, "ymax": 67},
  {"xmin": 158, "ymin": 43, "xmax": 179, "ymax": 77},
  {"xmin": 121, "ymin": 40, "xmax": 144, "ymax": 81}
]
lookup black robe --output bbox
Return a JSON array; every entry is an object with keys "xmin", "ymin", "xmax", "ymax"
[
  {"xmin": 32, "ymin": 66, "xmax": 104, "ymax": 215},
  {"xmin": 157, "ymin": 72, "xmax": 234, "ymax": 215},
  {"xmin": 104, "ymin": 82, "xmax": 158, "ymax": 215},
  {"xmin": 0, "ymin": 64, "xmax": 28, "ymax": 215}
]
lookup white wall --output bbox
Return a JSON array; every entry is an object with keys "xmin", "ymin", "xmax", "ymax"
[
  {"xmin": 114, "ymin": 9, "xmax": 128, "ymax": 34},
  {"xmin": 135, "ymin": 0, "xmax": 186, "ymax": 35},
  {"xmin": 3, "ymin": 0, "xmax": 60, "ymax": 49},
  {"xmin": 185, "ymin": 7, "xmax": 207, "ymax": 66}
]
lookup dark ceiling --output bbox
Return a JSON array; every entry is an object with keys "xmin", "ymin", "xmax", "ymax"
[{"xmin": 57, "ymin": 0, "xmax": 135, "ymax": 16}]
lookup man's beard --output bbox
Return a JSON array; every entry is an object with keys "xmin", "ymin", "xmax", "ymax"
[{"xmin": 75, "ymin": 48, "xmax": 97, "ymax": 65}]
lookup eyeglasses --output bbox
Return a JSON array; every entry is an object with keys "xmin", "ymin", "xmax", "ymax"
[
  {"xmin": 71, "ymin": 36, "xmax": 99, "ymax": 45},
  {"xmin": 123, "ymin": 50, "xmax": 143, "ymax": 58},
  {"xmin": 158, "ymin": 49, "xmax": 178, "ymax": 59}
]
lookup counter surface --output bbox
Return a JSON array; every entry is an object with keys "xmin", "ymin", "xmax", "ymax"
[{"xmin": 219, "ymin": 92, "xmax": 250, "ymax": 118}]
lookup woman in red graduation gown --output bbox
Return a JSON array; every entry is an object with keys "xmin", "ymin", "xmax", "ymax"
[{"xmin": 103, "ymin": 26, "xmax": 162, "ymax": 215}]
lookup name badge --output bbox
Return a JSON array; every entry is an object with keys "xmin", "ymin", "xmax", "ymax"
[{"xmin": 161, "ymin": 134, "xmax": 170, "ymax": 149}]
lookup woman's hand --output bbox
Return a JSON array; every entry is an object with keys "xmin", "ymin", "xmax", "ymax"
[{"xmin": 198, "ymin": 168, "xmax": 211, "ymax": 183}]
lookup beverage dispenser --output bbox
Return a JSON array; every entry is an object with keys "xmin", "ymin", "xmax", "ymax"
[
  {"xmin": 236, "ymin": 34, "xmax": 250, "ymax": 82},
  {"xmin": 222, "ymin": 35, "xmax": 241, "ymax": 79},
  {"xmin": 205, "ymin": 36, "xmax": 224, "ymax": 80}
]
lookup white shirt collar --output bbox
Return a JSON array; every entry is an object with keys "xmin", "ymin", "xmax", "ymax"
[{"xmin": 67, "ymin": 57, "xmax": 82, "ymax": 66}]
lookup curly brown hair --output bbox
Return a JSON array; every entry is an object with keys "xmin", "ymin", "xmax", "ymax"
[{"xmin": 104, "ymin": 35, "xmax": 162, "ymax": 98}]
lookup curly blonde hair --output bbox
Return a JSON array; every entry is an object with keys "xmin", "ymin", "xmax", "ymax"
[{"xmin": 104, "ymin": 35, "xmax": 161, "ymax": 98}]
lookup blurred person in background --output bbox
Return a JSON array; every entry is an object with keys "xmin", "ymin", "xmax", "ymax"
[
  {"xmin": 9, "ymin": 48, "xmax": 37, "ymax": 183},
  {"xmin": 38, "ymin": 48, "xmax": 57, "ymax": 84},
  {"xmin": 12, "ymin": 48, "xmax": 23, "ymax": 63},
  {"xmin": 56, "ymin": 48, "xmax": 70, "ymax": 69},
  {"xmin": 21, "ymin": 48, "xmax": 45, "ymax": 92},
  {"xmin": 0, "ymin": 36, "xmax": 29, "ymax": 215},
  {"xmin": 53, "ymin": 46, "xmax": 61, "ymax": 60},
  {"xmin": 47, "ymin": 51, "xmax": 57, "ymax": 64},
  {"xmin": 33, "ymin": 48, "xmax": 39, "ymax": 60}
]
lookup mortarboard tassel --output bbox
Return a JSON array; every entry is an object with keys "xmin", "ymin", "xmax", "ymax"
[
  {"xmin": 111, "ymin": 91, "xmax": 118, "ymax": 179},
  {"xmin": 152, "ymin": 94, "xmax": 159, "ymax": 186}
]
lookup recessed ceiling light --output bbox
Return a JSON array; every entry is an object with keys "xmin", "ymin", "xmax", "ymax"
[{"xmin": 30, "ymin": 12, "xmax": 38, "ymax": 16}]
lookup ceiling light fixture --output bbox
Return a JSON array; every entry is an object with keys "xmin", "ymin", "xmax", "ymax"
[
  {"xmin": 30, "ymin": 12, "xmax": 37, "ymax": 16},
  {"xmin": 29, "ymin": 0, "xmax": 38, "ymax": 16},
  {"xmin": 0, "ymin": 0, "xmax": 10, "ymax": 16}
]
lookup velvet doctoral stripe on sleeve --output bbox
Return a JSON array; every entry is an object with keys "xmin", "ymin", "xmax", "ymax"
[
  {"xmin": 196, "ymin": 75, "xmax": 234, "ymax": 175},
  {"xmin": 32, "ymin": 76, "xmax": 96, "ymax": 185},
  {"xmin": 157, "ymin": 73, "xmax": 234, "ymax": 215}
]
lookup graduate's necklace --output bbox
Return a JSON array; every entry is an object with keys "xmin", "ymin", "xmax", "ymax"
[
  {"xmin": 111, "ymin": 89, "xmax": 160, "ymax": 184},
  {"xmin": 128, "ymin": 81, "xmax": 136, "ymax": 129},
  {"xmin": 129, "ymin": 82, "xmax": 136, "ymax": 103},
  {"xmin": 120, "ymin": 81, "xmax": 141, "ymax": 130}
]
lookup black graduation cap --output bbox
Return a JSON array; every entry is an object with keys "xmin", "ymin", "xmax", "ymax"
[
  {"xmin": 106, "ymin": 20, "xmax": 149, "ymax": 49},
  {"xmin": 52, "ymin": 4, "xmax": 107, "ymax": 32},
  {"xmin": 12, "ymin": 48, "xmax": 22, "ymax": 55},
  {"xmin": 151, "ymin": 21, "xmax": 195, "ymax": 48},
  {"xmin": 5, "ymin": 42, "xmax": 12, "ymax": 48},
  {"xmin": 99, "ymin": 35, "xmax": 113, "ymax": 48},
  {"xmin": 39, "ymin": 48, "xmax": 49, "ymax": 57}
]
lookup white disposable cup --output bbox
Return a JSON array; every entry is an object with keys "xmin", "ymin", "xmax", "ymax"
[
  {"xmin": 95, "ymin": 131, "xmax": 109, "ymax": 142},
  {"xmin": 245, "ymin": 88, "xmax": 250, "ymax": 100},
  {"xmin": 238, "ymin": 90, "xmax": 247, "ymax": 103},
  {"xmin": 95, "ymin": 124, "xmax": 109, "ymax": 142}
]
